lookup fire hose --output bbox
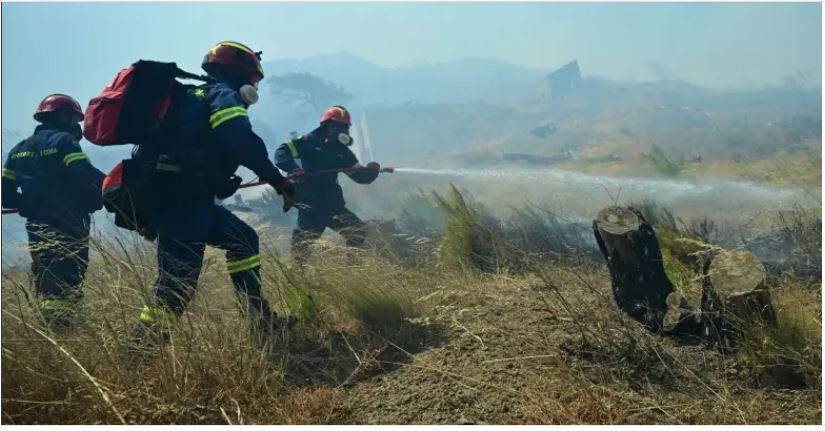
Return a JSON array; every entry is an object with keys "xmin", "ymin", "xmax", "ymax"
[
  {"xmin": 1, "ymin": 166, "xmax": 395, "ymax": 215},
  {"xmin": 239, "ymin": 166, "xmax": 394, "ymax": 189}
]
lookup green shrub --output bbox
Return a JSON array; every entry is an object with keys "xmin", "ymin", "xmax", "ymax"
[
  {"xmin": 641, "ymin": 144, "xmax": 685, "ymax": 177},
  {"xmin": 433, "ymin": 184, "xmax": 506, "ymax": 272}
]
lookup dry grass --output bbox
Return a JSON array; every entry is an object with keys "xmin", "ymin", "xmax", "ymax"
[
  {"xmin": 682, "ymin": 149, "xmax": 822, "ymax": 188},
  {"xmin": 433, "ymin": 184, "xmax": 508, "ymax": 272},
  {"xmin": 1, "ymin": 232, "xmax": 427, "ymax": 424},
  {"xmin": 519, "ymin": 264, "xmax": 821, "ymax": 424},
  {"xmin": 737, "ymin": 275, "xmax": 822, "ymax": 389},
  {"xmin": 1, "ymin": 192, "xmax": 820, "ymax": 424}
]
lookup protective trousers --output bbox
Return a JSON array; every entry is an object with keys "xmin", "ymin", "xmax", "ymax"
[
  {"xmin": 26, "ymin": 220, "xmax": 90, "ymax": 314},
  {"xmin": 139, "ymin": 201, "xmax": 273, "ymax": 328},
  {"xmin": 291, "ymin": 206, "xmax": 366, "ymax": 263}
]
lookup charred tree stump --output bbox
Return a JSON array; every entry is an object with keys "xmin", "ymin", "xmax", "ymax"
[
  {"xmin": 661, "ymin": 291, "xmax": 706, "ymax": 338},
  {"xmin": 593, "ymin": 206, "xmax": 673, "ymax": 332},
  {"xmin": 701, "ymin": 249, "xmax": 776, "ymax": 346},
  {"xmin": 593, "ymin": 205, "xmax": 775, "ymax": 345}
]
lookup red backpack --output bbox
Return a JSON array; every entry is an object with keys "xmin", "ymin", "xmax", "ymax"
[
  {"xmin": 84, "ymin": 60, "xmax": 210, "ymax": 146},
  {"xmin": 89, "ymin": 60, "xmax": 210, "ymax": 238}
]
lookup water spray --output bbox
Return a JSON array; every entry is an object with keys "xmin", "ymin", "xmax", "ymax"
[{"xmin": 389, "ymin": 166, "xmax": 807, "ymax": 202}]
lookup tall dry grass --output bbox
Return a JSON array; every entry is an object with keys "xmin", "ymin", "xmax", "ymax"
[
  {"xmin": 2, "ymin": 229, "xmax": 425, "ymax": 424},
  {"xmin": 1, "ymin": 189, "xmax": 820, "ymax": 424}
]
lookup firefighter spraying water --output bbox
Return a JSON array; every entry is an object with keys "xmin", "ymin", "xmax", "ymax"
[{"xmin": 274, "ymin": 106, "xmax": 389, "ymax": 263}]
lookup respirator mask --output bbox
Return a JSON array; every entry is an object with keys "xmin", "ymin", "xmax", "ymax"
[
  {"xmin": 239, "ymin": 82, "xmax": 259, "ymax": 106},
  {"xmin": 337, "ymin": 133, "xmax": 352, "ymax": 146}
]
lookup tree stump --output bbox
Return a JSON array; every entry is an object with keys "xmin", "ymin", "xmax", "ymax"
[
  {"xmin": 701, "ymin": 249, "xmax": 776, "ymax": 345},
  {"xmin": 660, "ymin": 291, "xmax": 706, "ymax": 337},
  {"xmin": 593, "ymin": 205, "xmax": 775, "ymax": 345},
  {"xmin": 593, "ymin": 206, "xmax": 673, "ymax": 332}
]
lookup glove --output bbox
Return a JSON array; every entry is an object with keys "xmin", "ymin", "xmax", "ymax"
[
  {"xmin": 363, "ymin": 162, "xmax": 380, "ymax": 183},
  {"xmin": 289, "ymin": 168, "xmax": 306, "ymax": 183},
  {"xmin": 277, "ymin": 181, "xmax": 296, "ymax": 213},
  {"xmin": 349, "ymin": 163, "xmax": 380, "ymax": 184},
  {"xmin": 264, "ymin": 171, "xmax": 296, "ymax": 212}
]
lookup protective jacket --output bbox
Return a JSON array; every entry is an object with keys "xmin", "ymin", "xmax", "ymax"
[
  {"xmin": 274, "ymin": 130, "xmax": 373, "ymax": 210},
  {"xmin": 2, "ymin": 123, "xmax": 104, "ymax": 229},
  {"xmin": 134, "ymin": 81, "xmax": 282, "ymax": 202}
]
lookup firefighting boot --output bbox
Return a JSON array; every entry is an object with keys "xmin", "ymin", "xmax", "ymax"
[
  {"xmin": 39, "ymin": 296, "xmax": 81, "ymax": 336},
  {"xmin": 249, "ymin": 311, "xmax": 298, "ymax": 349},
  {"xmin": 122, "ymin": 305, "xmax": 174, "ymax": 356},
  {"xmin": 242, "ymin": 296, "xmax": 297, "ymax": 346}
]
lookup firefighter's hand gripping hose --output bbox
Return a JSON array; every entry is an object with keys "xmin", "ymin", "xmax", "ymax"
[
  {"xmin": 260, "ymin": 171, "xmax": 297, "ymax": 212},
  {"xmin": 276, "ymin": 179, "xmax": 296, "ymax": 213}
]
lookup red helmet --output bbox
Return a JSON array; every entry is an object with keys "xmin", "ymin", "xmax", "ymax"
[
  {"xmin": 320, "ymin": 106, "xmax": 352, "ymax": 126},
  {"xmin": 34, "ymin": 94, "xmax": 84, "ymax": 122},
  {"xmin": 202, "ymin": 41, "xmax": 265, "ymax": 85}
]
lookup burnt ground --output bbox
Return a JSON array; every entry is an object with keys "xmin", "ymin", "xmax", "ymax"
[{"xmin": 320, "ymin": 269, "xmax": 820, "ymax": 425}]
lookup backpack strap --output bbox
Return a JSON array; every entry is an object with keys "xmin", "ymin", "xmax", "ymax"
[{"xmin": 174, "ymin": 68, "xmax": 214, "ymax": 83}]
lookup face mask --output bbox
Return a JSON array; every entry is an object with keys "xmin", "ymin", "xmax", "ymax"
[
  {"xmin": 338, "ymin": 133, "xmax": 352, "ymax": 146},
  {"xmin": 239, "ymin": 83, "xmax": 259, "ymax": 106}
]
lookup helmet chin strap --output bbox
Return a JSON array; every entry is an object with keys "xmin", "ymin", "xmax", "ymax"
[{"xmin": 239, "ymin": 84, "xmax": 259, "ymax": 105}]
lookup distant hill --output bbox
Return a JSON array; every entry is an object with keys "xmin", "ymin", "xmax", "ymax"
[
  {"xmin": 2, "ymin": 53, "xmax": 819, "ymax": 181},
  {"xmin": 264, "ymin": 52, "xmax": 549, "ymax": 106},
  {"xmin": 254, "ymin": 53, "xmax": 820, "ymax": 167}
]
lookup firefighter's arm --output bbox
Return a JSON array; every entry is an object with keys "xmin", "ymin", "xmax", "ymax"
[
  {"xmin": 344, "ymin": 149, "xmax": 379, "ymax": 184},
  {"xmin": 347, "ymin": 163, "xmax": 380, "ymax": 184},
  {"xmin": 1, "ymin": 160, "xmax": 22, "ymax": 209},
  {"xmin": 212, "ymin": 122, "xmax": 295, "ymax": 210},
  {"xmin": 274, "ymin": 140, "xmax": 301, "ymax": 173},
  {"xmin": 207, "ymin": 86, "xmax": 295, "ymax": 210},
  {"xmin": 57, "ymin": 136, "xmax": 105, "ymax": 210},
  {"xmin": 211, "ymin": 119, "xmax": 279, "ymax": 178}
]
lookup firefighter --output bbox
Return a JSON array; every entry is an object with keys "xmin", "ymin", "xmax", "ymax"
[
  {"xmin": 274, "ymin": 106, "xmax": 381, "ymax": 263},
  {"xmin": 1, "ymin": 94, "xmax": 105, "ymax": 333},
  {"xmin": 129, "ymin": 41, "xmax": 297, "ymax": 347}
]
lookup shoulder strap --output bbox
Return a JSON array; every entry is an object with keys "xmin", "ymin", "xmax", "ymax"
[{"xmin": 174, "ymin": 67, "xmax": 215, "ymax": 83}]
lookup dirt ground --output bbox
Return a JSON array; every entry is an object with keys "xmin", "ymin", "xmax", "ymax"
[{"xmin": 318, "ymin": 268, "xmax": 821, "ymax": 425}]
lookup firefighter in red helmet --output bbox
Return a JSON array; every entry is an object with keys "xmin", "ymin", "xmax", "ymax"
[
  {"xmin": 128, "ymin": 41, "xmax": 297, "ymax": 349},
  {"xmin": 2, "ymin": 94, "xmax": 105, "ymax": 333},
  {"xmin": 274, "ymin": 105, "xmax": 382, "ymax": 263}
]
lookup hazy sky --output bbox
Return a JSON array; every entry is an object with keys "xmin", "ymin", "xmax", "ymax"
[{"xmin": 2, "ymin": 2, "xmax": 821, "ymax": 130}]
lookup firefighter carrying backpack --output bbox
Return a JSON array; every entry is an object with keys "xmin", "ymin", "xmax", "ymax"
[
  {"xmin": 86, "ymin": 60, "xmax": 212, "ymax": 239},
  {"xmin": 84, "ymin": 60, "xmax": 211, "ymax": 146}
]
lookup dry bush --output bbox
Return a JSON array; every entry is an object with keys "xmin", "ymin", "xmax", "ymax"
[
  {"xmin": 503, "ymin": 202, "xmax": 598, "ymax": 263},
  {"xmin": 522, "ymin": 263, "xmax": 821, "ymax": 424},
  {"xmin": 1, "ymin": 230, "xmax": 426, "ymax": 424},
  {"xmin": 433, "ymin": 184, "xmax": 512, "ymax": 272},
  {"xmin": 641, "ymin": 144, "xmax": 686, "ymax": 177},
  {"xmin": 431, "ymin": 185, "xmax": 596, "ymax": 274},
  {"xmin": 774, "ymin": 203, "xmax": 821, "ymax": 279},
  {"xmin": 736, "ymin": 275, "xmax": 822, "ymax": 389}
]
